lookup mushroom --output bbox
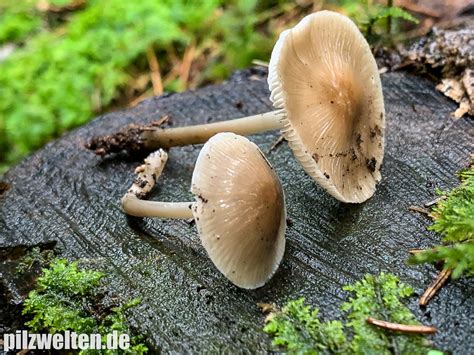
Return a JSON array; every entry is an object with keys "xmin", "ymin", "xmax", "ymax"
[
  {"xmin": 122, "ymin": 132, "xmax": 286, "ymax": 289},
  {"xmin": 89, "ymin": 11, "xmax": 384, "ymax": 203}
]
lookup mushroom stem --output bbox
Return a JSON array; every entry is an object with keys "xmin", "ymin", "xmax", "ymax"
[
  {"xmin": 142, "ymin": 111, "xmax": 282, "ymax": 149},
  {"xmin": 87, "ymin": 111, "xmax": 283, "ymax": 155},
  {"xmin": 121, "ymin": 149, "xmax": 193, "ymax": 219},
  {"xmin": 124, "ymin": 200, "xmax": 193, "ymax": 219}
]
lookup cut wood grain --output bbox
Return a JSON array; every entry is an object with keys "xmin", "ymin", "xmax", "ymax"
[{"xmin": 0, "ymin": 70, "xmax": 473, "ymax": 352}]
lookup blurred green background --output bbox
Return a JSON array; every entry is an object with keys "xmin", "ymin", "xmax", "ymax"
[{"xmin": 0, "ymin": 0, "xmax": 418, "ymax": 175}]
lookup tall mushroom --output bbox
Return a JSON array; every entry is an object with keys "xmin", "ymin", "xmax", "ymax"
[
  {"xmin": 123, "ymin": 133, "xmax": 286, "ymax": 289},
  {"xmin": 89, "ymin": 11, "xmax": 385, "ymax": 203}
]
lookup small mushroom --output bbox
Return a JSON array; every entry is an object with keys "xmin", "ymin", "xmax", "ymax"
[
  {"xmin": 122, "ymin": 133, "xmax": 286, "ymax": 289},
  {"xmin": 268, "ymin": 10, "xmax": 385, "ymax": 203},
  {"xmin": 89, "ymin": 11, "xmax": 384, "ymax": 203}
]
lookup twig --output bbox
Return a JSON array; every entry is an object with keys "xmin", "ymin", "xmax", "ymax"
[
  {"xmin": 397, "ymin": 1, "xmax": 442, "ymax": 18},
  {"xmin": 251, "ymin": 59, "xmax": 269, "ymax": 67},
  {"xmin": 267, "ymin": 135, "xmax": 285, "ymax": 154},
  {"xmin": 180, "ymin": 40, "xmax": 196, "ymax": 89},
  {"xmin": 146, "ymin": 47, "xmax": 163, "ymax": 96},
  {"xmin": 91, "ymin": 88, "xmax": 102, "ymax": 112},
  {"xmin": 367, "ymin": 317, "xmax": 437, "ymax": 334},
  {"xmin": 408, "ymin": 205, "xmax": 432, "ymax": 216},
  {"xmin": 420, "ymin": 268, "xmax": 452, "ymax": 306},
  {"xmin": 129, "ymin": 91, "xmax": 152, "ymax": 107},
  {"xmin": 150, "ymin": 115, "xmax": 170, "ymax": 127},
  {"xmin": 424, "ymin": 196, "xmax": 446, "ymax": 208},
  {"xmin": 162, "ymin": 47, "xmax": 181, "ymax": 86},
  {"xmin": 408, "ymin": 249, "xmax": 425, "ymax": 255}
]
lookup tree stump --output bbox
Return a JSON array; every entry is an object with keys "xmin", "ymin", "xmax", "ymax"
[{"xmin": 0, "ymin": 68, "xmax": 473, "ymax": 352}]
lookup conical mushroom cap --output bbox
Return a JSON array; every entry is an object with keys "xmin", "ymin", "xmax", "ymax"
[
  {"xmin": 268, "ymin": 11, "xmax": 385, "ymax": 203},
  {"xmin": 191, "ymin": 133, "xmax": 286, "ymax": 289}
]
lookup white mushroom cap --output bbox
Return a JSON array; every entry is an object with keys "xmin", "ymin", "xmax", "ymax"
[
  {"xmin": 268, "ymin": 11, "xmax": 385, "ymax": 203},
  {"xmin": 191, "ymin": 133, "xmax": 286, "ymax": 289}
]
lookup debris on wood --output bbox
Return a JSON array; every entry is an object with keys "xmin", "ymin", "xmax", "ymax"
[
  {"xmin": 0, "ymin": 182, "xmax": 10, "ymax": 196},
  {"xmin": 251, "ymin": 59, "xmax": 269, "ymax": 67},
  {"xmin": 401, "ymin": 27, "xmax": 474, "ymax": 118},
  {"xmin": 419, "ymin": 268, "xmax": 452, "ymax": 306},
  {"xmin": 408, "ymin": 205, "xmax": 432, "ymax": 216},
  {"xmin": 424, "ymin": 196, "xmax": 446, "ymax": 208},
  {"xmin": 85, "ymin": 116, "xmax": 171, "ymax": 156},
  {"xmin": 408, "ymin": 249, "xmax": 425, "ymax": 255},
  {"xmin": 257, "ymin": 302, "xmax": 277, "ymax": 314},
  {"xmin": 366, "ymin": 317, "xmax": 437, "ymax": 334},
  {"xmin": 267, "ymin": 135, "xmax": 286, "ymax": 154},
  {"xmin": 151, "ymin": 115, "xmax": 171, "ymax": 127}
]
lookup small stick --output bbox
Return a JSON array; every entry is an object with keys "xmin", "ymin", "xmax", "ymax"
[
  {"xmin": 252, "ymin": 59, "xmax": 269, "ymax": 67},
  {"xmin": 420, "ymin": 268, "xmax": 452, "ymax": 306},
  {"xmin": 151, "ymin": 115, "xmax": 170, "ymax": 127},
  {"xmin": 180, "ymin": 40, "xmax": 195, "ymax": 89},
  {"xmin": 129, "ymin": 91, "xmax": 151, "ymax": 107},
  {"xmin": 408, "ymin": 248, "xmax": 425, "ymax": 255},
  {"xmin": 367, "ymin": 317, "xmax": 437, "ymax": 334},
  {"xmin": 147, "ymin": 47, "xmax": 164, "ymax": 95},
  {"xmin": 397, "ymin": 1, "xmax": 441, "ymax": 18},
  {"xmin": 424, "ymin": 196, "xmax": 446, "ymax": 208},
  {"xmin": 408, "ymin": 205, "xmax": 431, "ymax": 216},
  {"xmin": 267, "ymin": 135, "xmax": 285, "ymax": 154}
]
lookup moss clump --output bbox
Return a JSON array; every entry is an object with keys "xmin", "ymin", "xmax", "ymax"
[
  {"xmin": 16, "ymin": 246, "xmax": 55, "ymax": 274},
  {"xmin": 410, "ymin": 158, "xmax": 474, "ymax": 278},
  {"xmin": 264, "ymin": 298, "xmax": 348, "ymax": 354},
  {"xmin": 341, "ymin": 273, "xmax": 429, "ymax": 354},
  {"xmin": 264, "ymin": 273, "xmax": 438, "ymax": 354},
  {"xmin": 23, "ymin": 259, "xmax": 148, "ymax": 354},
  {"xmin": 339, "ymin": 0, "xmax": 418, "ymax": 42},
  {"xmin": 0, "ymin": 0, "xmax": 278, "ymax": 172},
  {"xmin": 0, "ymin": 0, "xmax": 42, "ymax": 44}
]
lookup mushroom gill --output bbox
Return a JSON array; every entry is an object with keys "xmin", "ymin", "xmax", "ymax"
[{"xmin": 269, "ymin": 11, "xmax": 385, "ymax": 203}]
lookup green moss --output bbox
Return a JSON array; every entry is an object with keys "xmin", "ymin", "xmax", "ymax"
[
  {"xmin": 410, "ymin": 158, "xmax": 474, "ymax": 278},
  {"xmin": 264, "ymin": 298, "xmax": 348, "ymax": 354},
  {"xmin": 0, "ymin": 0, "xmax": 277, "ymax": 171},
  {"xmin": 264, "ymin": 273, "xmax": 437, "ymax": 354},
  {"xmin": 341, "ymin": 273, "xmax": 429, "ymax": 354},
  {"xmin": 430, "ymin": 163, "xmax": 474, "ymax": 243},
  {"xmin": 22, "ymin": 259, "xmax": 148, "ymax": 354},
  {"xmin": 0, "ymin": 1, "xmax": 421, "ymax": 174},
  {"xmin": 16, "ymin": 246, "xmax": 55, "ymax": 273},
  {"xmin": 0, "ymin": 0, "xmax": 42, "ymax": 44},
  {"xmin": 339, "ymin": 0, "xmax": 419, "ymax": 41}
]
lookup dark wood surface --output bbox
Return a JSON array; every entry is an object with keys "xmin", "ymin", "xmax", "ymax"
[{"xmin": 1, "ymin": 68, "xmax": 473, "ymax": 353}]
